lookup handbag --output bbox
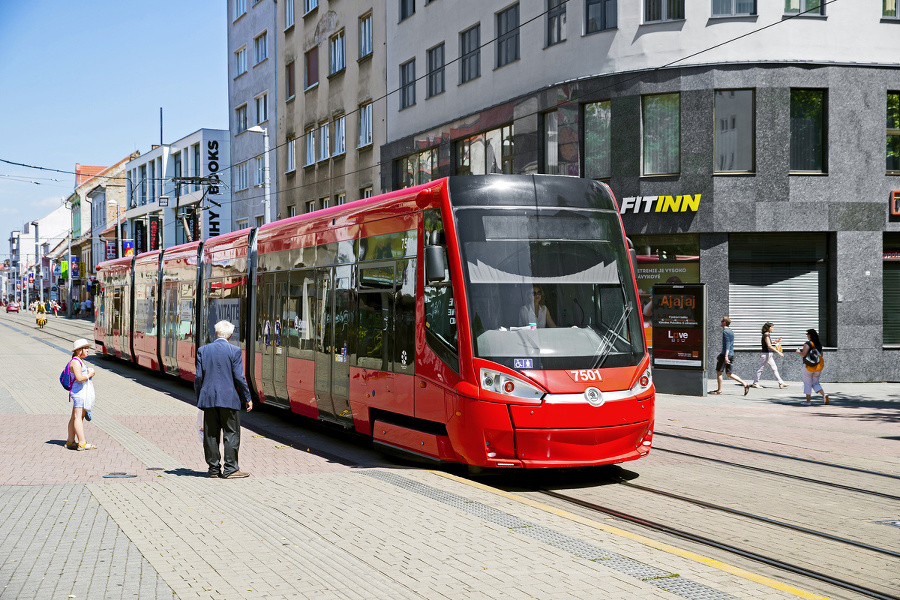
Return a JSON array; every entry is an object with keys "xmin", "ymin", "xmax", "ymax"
[{"xmin": 774, "ymin": 343, "xmax": 783, "ymax": 354}]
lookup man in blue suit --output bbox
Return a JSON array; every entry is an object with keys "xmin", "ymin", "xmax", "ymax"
[{"xmin": 195, "ymin": 320, "xmax": 253, "ymax": 478}]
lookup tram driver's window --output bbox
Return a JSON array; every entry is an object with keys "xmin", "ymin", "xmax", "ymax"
[{"xmin": 424, "ymin": 208, "xmax": 458, "ymax": 370}]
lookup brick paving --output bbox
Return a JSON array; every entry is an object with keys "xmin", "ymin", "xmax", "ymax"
[{"xmin": 2, "ymin": 312, "xmax": 896, "ymax": 599}]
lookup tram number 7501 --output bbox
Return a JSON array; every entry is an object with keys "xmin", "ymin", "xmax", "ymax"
[{"xmin": 568, "ymin": 369, "xmax": 603, "ymax": 382}]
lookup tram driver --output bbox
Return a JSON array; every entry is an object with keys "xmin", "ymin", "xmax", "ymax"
[{"xmin": 519, "ymin": 285, "xmax": 557, "ymax": 328}]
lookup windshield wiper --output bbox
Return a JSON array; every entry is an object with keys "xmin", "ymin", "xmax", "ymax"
[{"xmin": 591, "ymin": 304, "xmax": 633, "ymax": 370}]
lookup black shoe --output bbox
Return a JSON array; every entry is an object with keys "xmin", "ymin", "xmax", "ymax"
[
  {"xmin": 208, "ymin": 472, "xmax": 222, "ymax": 478},
  {"xmin": 85, "ymin": 411, "xmax": 92, "ymax": 421}
]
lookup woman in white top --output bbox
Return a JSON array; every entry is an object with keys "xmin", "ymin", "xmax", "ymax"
[
  {"xmin": 519, "ymin": 285, "xmax": 557, "ymax": 328},
  {"xmin": 65, "ymin": 339, "xmax": 97, "ymax": 451}
]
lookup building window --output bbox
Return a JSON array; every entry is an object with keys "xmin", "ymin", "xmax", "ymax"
[
  {"xmin": 359, "ymin": 13, "xmax": 373, "ymax": 58},
  {"xmin": 304, "ymin": 0, "xmax": 317, "ymax": 14},
  {"xmin": 361, "ymin": 186, "xmax": 373, "ymax": 198},
  {"xmin": 456, "ymin": 124, "xmax": 514, "ymax": 176},
  {"xmin": 359, "ymin": 103, "xmax": 373, "ymax": 147},
  {"xmin": 398, "ymin": 147, "xmax": 438, "ymax": 188},
  {"xmin": 234, "ymin": 0, "xmax": 246, "ymax": 20},
  {"xmin": 286, "ymin": 0, "xmax": 295, "ymax": 27},
  {"xmin": 236, "ymin": 218, "xmax": 249, "ymax": 229},
  {"xmin": 645, "ymin": 0, "xmax": 684, "ymax": 21},
  {"xmin": 286, "ymin": 61, "xmax": 296, "ymax": 99},
  {"xmin": 254, "ymin": 157, "xmax": 265, "ymax": 187},
  {"xmin": 400, "ymin": 0, "xmax": 415, "ymax": 21},
  {"xmin": 790, "ymin": 89, "xmax": 827, "ymax": 172},
  {"xmin": 584, "ymin": 100, "xmax": 611, "ymax": 179},
  {"xmin": 459, "ymin": 24, "xmax": 480, "ymax": 84},
  {"xmin": 642, "ymin": 93, "xmax": 680, "ymax": 176},
  {"xmin": 335, "ymin": 193, "xmax": 346, "ymax": 205},
  {"xmin": 287, "ymin": 206, "xmax": 296, "ymax": 218},
  {"xmin": 318, "ymin": 122, "xmax": 330, "ymax": 161},
  {"xmin": 427, "ymin": 44, "xmax": 445, "ymax": 98},
  {"xmin": 236, "ymin": 104, "xmax": 248, "ymax": 133},
  {"xmin": 305, "ymin": 46, "xmax": 319, "ymax": 89},
  {"xmin": 305, "ymin": 129, "xmax": 315, "ymax": 166},
  {"xmin": 712, "ymin": 0, "xmax": 756, "ymax": 16},
  {"xmin": 547, "ymin": 0, "xmax": 566, "ymax": 45},
  {"xmin": 543, "ymin": 111, "xmax": 560, "ymax": 174},
  {"xmin": 886, "ymin": 0, "xmax": 899, "ymax": 17},
  {"xmin": 306, "ymin": 200, "xmax": 316, "ymax": 213},
  {"xmin": 784, "ymin": 0, "xmax": 824, "ymax": 15},
  {"xmin": 334, "ymin": 115, "xmax": 346, "ymax": 156},
  {"xmin": 714, "ymin": 90, "xmax": 755, "ymax": 173},
  {"xmin": 889, "ymin": 92, "xmax": 900, "ymax": 173},
  {"xmin": 586, "ymin": 0, "xmax": 617, "ymax": 32},
  {"xmin": 321, "ymin": 197, "xmax": 330, "ymax": 209},
  {"xmin": 330, "ymin": 30, "xmax": 346, "ymax": 75},
  {"xmin": 256, "ymin": 215, "xmax": 264, "ymax": 227},
  {"xmin": 496, "ymin": 4, "xmax": 519, "ymax": 68},
  {"xmin": 400, "ymin": 59, "xmax": 416, "ymax": 109},
  {"xmin": 236, "ymin": 162, "xmax": 249, "ymax": 190},
  {"xmin": 149, "ymin": 160, "xmax": 156, "ymax": 202},
  {"xmin": 193, "ymin": 144, "xmax": 201, "ymax": 190},
  {"xmin": 254, "ymin": 32, "xmax": 267, "ymax": 64},
  {"xmin": 287, "ymin": 138, "xmax": 296, "ymax": 172},
  {"xmin": 255, "ymin": 92, "xmax": 268, "ymax": 124},
  {"xmin": 235, "ymin": 47, "xmax": 247, "ymax": 76}
]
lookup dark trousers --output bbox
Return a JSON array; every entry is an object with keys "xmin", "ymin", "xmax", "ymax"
[{"xmin": 203, "ymin": 407, "xmax": 241, "ymax": 476}]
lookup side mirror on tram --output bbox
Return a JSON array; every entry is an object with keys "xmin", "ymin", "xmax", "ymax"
[{"xmin": 425, "ymin": 245, "xmax": 447, "ymax": 283}]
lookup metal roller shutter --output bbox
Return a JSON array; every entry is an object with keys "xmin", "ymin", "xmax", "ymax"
[
  {"xmin": 883, "ymin": 261, "xmax": 900, "ymax": 344},
  {"xmin": 728, "ymin": 234, "xmax": 827, "ymax": 349}
]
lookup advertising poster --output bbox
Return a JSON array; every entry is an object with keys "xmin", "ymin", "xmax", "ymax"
[
  {"xmin": 636, "ymin": 259, "xmax": 700, "ymax": 348},
  {"xmin": 149, "ymin": 216, "xmax": 160, "ymax": 251},
  {"xmin": 651, "ymin": 283, "xmax": 706, "ymax": 369},
  {"xmin": 106, "ymin": 241, "xmax": 117, "ymax": 260},
  {"xmin": 123, "ymin": 241, "xmax": 135, "ymax": 257}
]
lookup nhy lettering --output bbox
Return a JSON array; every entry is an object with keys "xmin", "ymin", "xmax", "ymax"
[{"xmin": 619, "ymin": 195, "xmax": 701, "ymax": 214}]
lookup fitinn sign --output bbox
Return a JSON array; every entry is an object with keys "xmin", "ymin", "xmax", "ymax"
[{"xmin": 618, "ymin": 194, "xmax": 701, "ymax": 214}]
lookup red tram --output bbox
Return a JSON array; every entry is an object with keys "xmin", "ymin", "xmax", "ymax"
[{"xmin": 95, "ymin": 175, "xmax": 654, "ymax": 468}]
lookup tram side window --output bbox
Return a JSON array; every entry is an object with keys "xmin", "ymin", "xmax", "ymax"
[
  {"xmin": 289, "ymin": 269, "xmax": 316, "ymax": 357},
  {"xmin": 179, "ymin": 283, "xmax": 195, "ymax": 341},
  {"xmin": 424, "ymin": 208, "xmax": 458, "ymax": 371},
  {"xmin": 357, "ymin": 267, "xmax": 393, "ymax": 371}
]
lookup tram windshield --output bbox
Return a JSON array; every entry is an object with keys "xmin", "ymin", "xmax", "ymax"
[{"xmin": 456, "ymin": 207, "xmax": 644, "ymax": 370}]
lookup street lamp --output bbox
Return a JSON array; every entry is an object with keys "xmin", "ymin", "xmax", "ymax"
[{"xmin": 247, "ymin": 126, "xmax": 271, "ymax": 224}]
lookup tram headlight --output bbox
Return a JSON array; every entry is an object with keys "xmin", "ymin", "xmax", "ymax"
[
  {"xmin": 480, "ymin": 368, "xmax": 544, "ymax": 402},
  {"xmin": 631, "ymin": 368, "xmax": 652, "ymax": 395}
]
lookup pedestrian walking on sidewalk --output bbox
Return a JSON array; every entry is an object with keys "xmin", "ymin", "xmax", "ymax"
[
  {"xmin": 65, "ymin": 339, "xmax": 98, "ymax": 451},
  {"xmin": 796, "ymin": 328, "xmax": 828, "ymax": 406},
  {"xmin": 751, "ymin": 322, "xmax": 788, "ymax": 389},
  {"xmin": 712, "ymin": 316, "xmax": 751, "ymax": 395},
  {"xmin": 195, "ymin": 320, "xmax": 253, "ymax": 479}
]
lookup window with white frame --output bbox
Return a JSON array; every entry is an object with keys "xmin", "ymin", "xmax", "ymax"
[
  {"xmin": 359, "ymin": 13, "xmax": 373, "ymax": 58},
  {"xmin": 288, "ymin": 205, "xmax": 296, "ymax": 217},
  {"xmin": 234, "ymin": 0, "xmax": 246, "ymax": 20},
  {"xmin": 642, "ymin": 93, "xmax": 680, "ymax": 175},
  {"xmin": 149, "ymin": 160, "xmax": 156, "ymax": 202},
  {"xmin": 645, "ymin": 0, "xmax": 684, "ymax": 21},
  {"xmin": 254, "ymin": 156, "xmax": 265, "ymax": 186},
  {"xmin": 358, "ymin": 103, "xmax": 373, "ymax": 147},
  {"xmin": 235, "ymin": 46, "xmax": 247, "ymax": 76},
  {"xmin": 547, "ymin": 0, "xmax": 566, "ymax": 45},
  {"xmin": 427, "ymin": 43, "xmax": 445, "ymax": 98},
  {"xmin": 254, "ymin": 32, "xmax": 267, "ymax": 64},
  {"xmin": 330, "ymin": 30, "xmax": 346, "ymax": 75},
  {"xmin": 336, "ymin": 193, "xmax": 346, "ymax": 205},
  {"xmin": 255, "ymin": 92, "xmax": 268, "ymax": 124},
  {"xmin": 586, "ymin": 0, "xmax": 617, "ymax": 32},
  {"xmin": 584, "ymin": 100, "xmax": 612, "ymax": 179},
  {"xmin": 886, "ymin": 0, "xmax": 899, "ymax": 17},
  {"xmin": 306, "ymin": 200, "xmax": 316, "ymax": 213},
  {"xmin": 286, "ymin": 0, "xmax": 295, "ymax": 27},
  {"xmin": 318, "ymin": 122, "xmax": 330, "ymax": 161},
  {"xmin": 305, "ymin": 129, "xmax": 315, "ymax": 166},
  {"xmin": 304, "ymin": 0, "xmax": 317, "ymax": 14},
  {"xmin": 712, "ymin": 0, "xmax": 756, "ymax": 16},
  {"xmin": 236, "ymin": 162, "xmax": 249, "ymax": 190},
  {"xmin": 236, "ymin": 219, "xmax": 249, "ymax": 229},
  {"xmin": 321, "ymin": 196, "xmax": 330, "ymax": 209},
  {"xmin": 400, "ymin": 59, "xmax": 416, "ymax": 109},
  {"xmin": 334, "ymin": 115, "xmax": 346, "ymax": 155},
  {"xmin": 459, "ymin": 24, "xmax": 480, "ymax": 84},
  {"xmin": 256, "ymin": 215, "xmax": 264, "ymax": 227},
  {"xmin": 361, "ymin": 186, "xmax": 373, "ymax": 198},
  {"xmin": 287, "ymin": 138, "xmax": 296, "ymax": 172},
  {"xmin": 784, "ymin": 0, "xmax": 824, "ymax": 15},
  {"xmin": 236, "ymin": 104, "xmax": 248, "ymax": 133},
  {"xmin": 497, "ymin": 4, "xmax": 519, "ymax": 68}
]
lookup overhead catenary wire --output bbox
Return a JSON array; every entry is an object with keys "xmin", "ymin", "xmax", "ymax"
[{"xmin": 1, "ymin": 0, "xmax": 840, "ymax": 214}]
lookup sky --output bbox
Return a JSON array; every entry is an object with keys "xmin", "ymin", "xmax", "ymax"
[{"xmin": 0, "ymin": 0, "xmax": 227, "ymax": 258}]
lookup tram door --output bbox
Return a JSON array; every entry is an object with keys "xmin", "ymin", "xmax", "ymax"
[
  {"xmin": 161, "ymin": 282, "xmax": 178, "ymax": 375},
  {"xmin": 257, "ymin": 277, "xmax": 277, "ymax": 407},
  {"xmin": 313, "ymin": 266, "xmax": 352, "ymax": 423},
  {"xmin": 272, "ymin": 272, "xmax": 289, "ymax": 406}
]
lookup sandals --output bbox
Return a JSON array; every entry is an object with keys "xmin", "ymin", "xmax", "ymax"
[
  {"xmin": 823, "ymin": 395, "xmax": 830, "ymax": 405},
  {"xmin": 709, "ymin": 391, "xmax": 722, "ymax": 395},
  {"xmin": 744, "ymin": 384, "xmax": 750, "ymax": 395},
  {"xmin": 76, "ymin": 443, "xmax": 98, "ymax": 451},
  {"xmin": 65, "ymin": 441, "xmax": 78, "ymax": 450}
]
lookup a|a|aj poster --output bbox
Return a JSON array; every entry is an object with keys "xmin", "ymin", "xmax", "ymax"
[
  {"xmin": 636, "ymin": 260, "xmax": 700, "ymax": 348},
  {"xmin": 651, "ymin": 284, "xmax": 705, "ymax": 370}
]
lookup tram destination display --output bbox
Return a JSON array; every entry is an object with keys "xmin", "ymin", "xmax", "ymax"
[{"xmin": 651, "ymin": 283, "xmax": 705, "ymax": 369}]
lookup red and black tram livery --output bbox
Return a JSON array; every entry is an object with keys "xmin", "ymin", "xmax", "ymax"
[{"xmin": 95, "ymin": 175, "xmax": 654, "ymax": 468}]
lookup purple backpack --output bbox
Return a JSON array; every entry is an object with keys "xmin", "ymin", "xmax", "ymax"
[{"xmin": 60, "ymin": 359, "xmax": 75, "ymax": 391}]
